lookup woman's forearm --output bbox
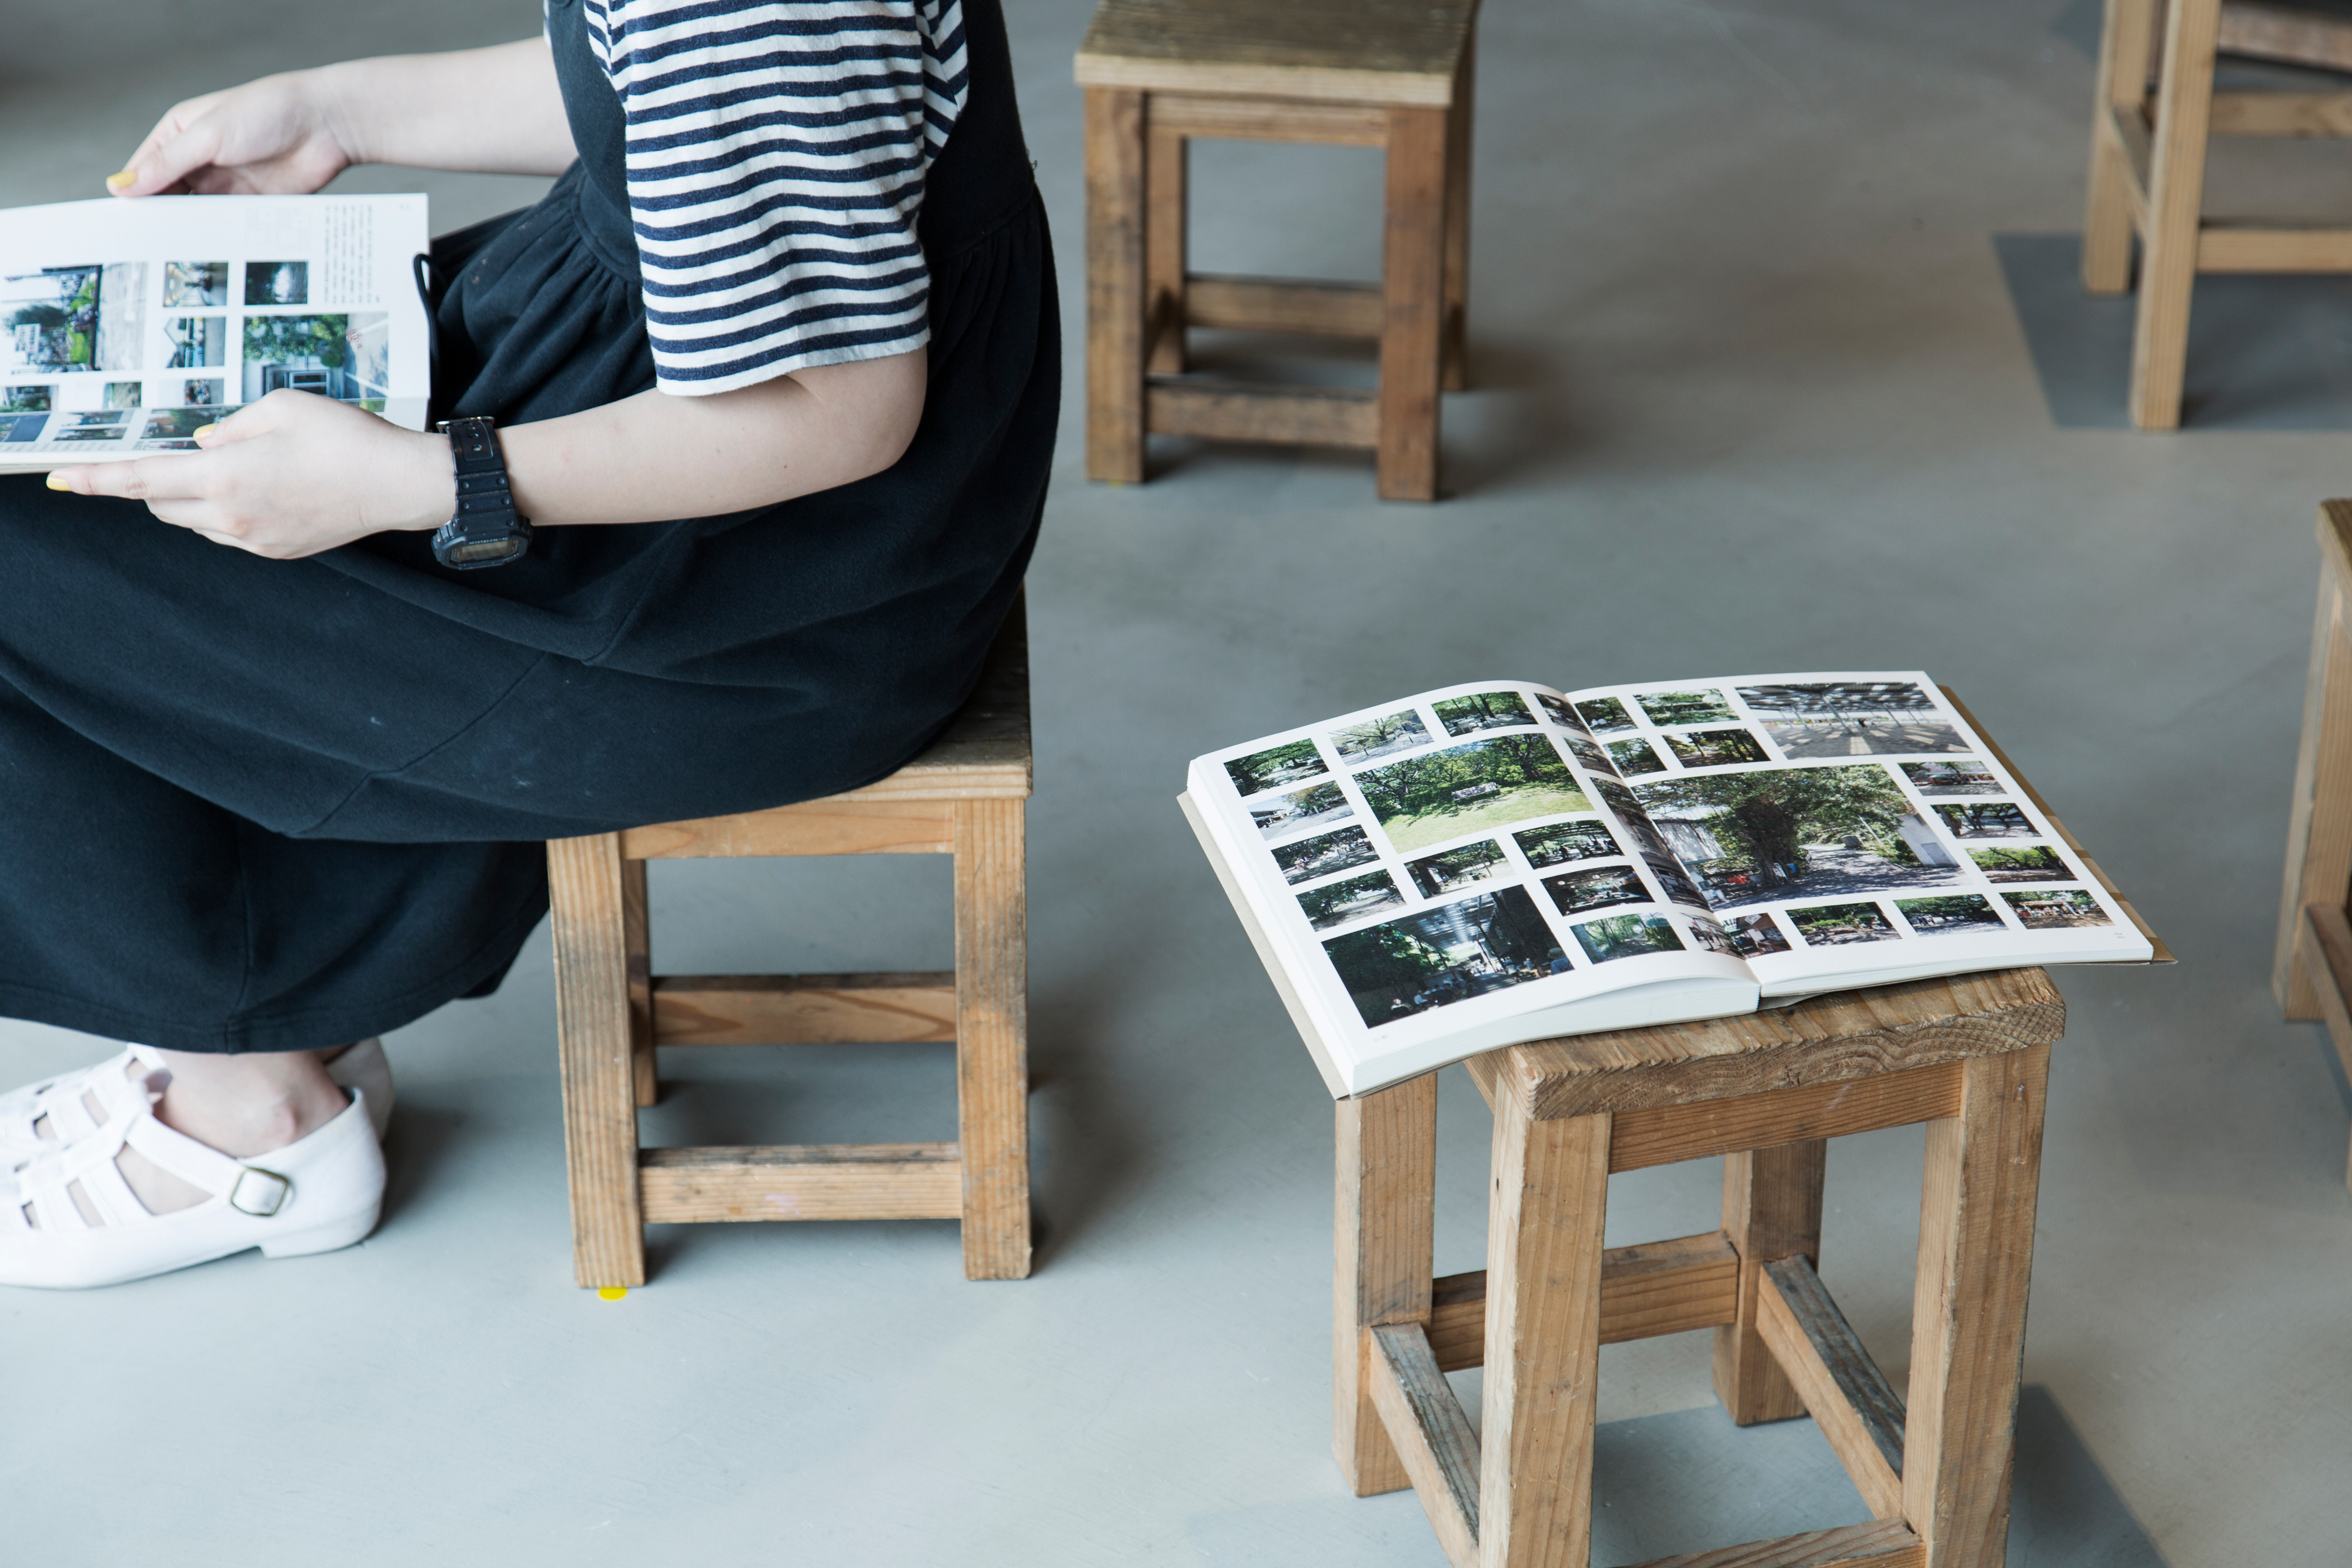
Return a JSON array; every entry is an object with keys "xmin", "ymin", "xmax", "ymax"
[{"xmin": 318, "ymin": 40, "xmax": 575, "ymax": 178}]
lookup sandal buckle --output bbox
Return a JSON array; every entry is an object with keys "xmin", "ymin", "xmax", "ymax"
[{"xmin": 229, "ymin": 1167, "xmax": 291, "ymax": 1218}]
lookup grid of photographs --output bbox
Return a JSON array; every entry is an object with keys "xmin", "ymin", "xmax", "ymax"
[{"xmin": 1207, "ymin": 672, "xmax": 2134, "ymax": 1038}]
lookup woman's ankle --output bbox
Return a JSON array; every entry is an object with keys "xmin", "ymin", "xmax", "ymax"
[{"xmin": 147, "ymin": 1048, "xmax": 348, "ymax": 1159}]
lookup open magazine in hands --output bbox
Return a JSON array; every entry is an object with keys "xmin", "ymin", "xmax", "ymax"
[
  {"xmin": 1181, "ymin": 673, "xmax": 2163, "ymax": 1098},
  {"xmin": 0, "ymin": 194, "xmax": 429, "ymax": 473}
]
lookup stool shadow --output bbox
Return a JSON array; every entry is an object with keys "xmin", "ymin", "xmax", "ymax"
[{"xmin": 1993, "ymin": 233, "xmax": 2352, "ymax": 430}]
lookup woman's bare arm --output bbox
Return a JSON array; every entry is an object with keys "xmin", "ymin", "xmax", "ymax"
[
  {"xmin": 109, "ymin": 39, "xmax": 574, "ymax": 197},
  {"xmin": 44, "ymin": 350, "xmax": 930, "ymax": 558}
]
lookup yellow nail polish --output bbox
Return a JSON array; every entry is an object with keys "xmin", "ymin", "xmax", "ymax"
[
  {"xmin": 44, "ymin": 473, "xmax": 69, "ymax": 491},
  {"xmin": 105, "ymin": 170, "xmax": 135, "ymax": 191},
  {"xmin": 191, "ymin": 423, "xmax": 218, "ymax": 439}
]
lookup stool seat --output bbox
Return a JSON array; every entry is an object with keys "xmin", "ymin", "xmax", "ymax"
[
  {"xmin": 1075, "ymin": 0, "xmax": 1475, "ymax": 107},
  {"xmin": 548, "ymin": 603, "xmax": 1033, "ymax": 1288},
  {"xmin": 1338, "ymin": 969, "xmax": 2067, "ymax": 1568}
]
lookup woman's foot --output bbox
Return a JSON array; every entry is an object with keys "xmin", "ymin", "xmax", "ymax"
[
  {"xmin": 0, "ymin": 1038, "xmax": 393, "ymax": 1162},
  {"xmin": 0, "ymin": 1064, "xmax": 384, "ymax": 1289}
]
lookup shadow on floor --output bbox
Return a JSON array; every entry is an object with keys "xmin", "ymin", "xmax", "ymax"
[
  {"xmin": 2009, "ymin": 1385, "xmax": 2172, "ymax": 1566},
  {"xmin": 1993, "ymin": 233, "xmax": 2352, "ymax": 430}
]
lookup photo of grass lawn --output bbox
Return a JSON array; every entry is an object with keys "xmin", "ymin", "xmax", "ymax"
[
  {"xmin": 1354, "ymin": 734, "xmax": 1590, "ymax": 853},
  {"xmin": 1968, "ymin": 845, "xmax": 2074, "ymax": 884}
]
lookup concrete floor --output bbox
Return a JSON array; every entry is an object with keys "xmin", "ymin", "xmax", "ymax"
[{"xmin": 4, "ymin": 2, "xmax": 2350, "ymax": 1563}]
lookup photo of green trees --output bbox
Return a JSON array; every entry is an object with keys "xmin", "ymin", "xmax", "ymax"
[
  {"xmin": 1251, "ymin": 781, "xmax": 1351, "ymax": 840},
  {"xmin": 1933, "ymin": 801, "xmax": 2033, "ymax": 838},
  {"xmin": 1534, "ymin": 693, "xmax": 1588, "ymax": 734},
  {"xmin": 1635, "ymin": 688, "xmax": 1738, "ymax": 726},
  {"xmin": 1329, "ymin": 709, "xmax": 1429, "ymax": 761},
  {"xmin": 1606, "ymin": 738, "xmax": 1667, "ymax": 776},
  {"xmin": 1297, "ymin": 871, "xmax": 1405, "ymax": 931},
  {"xmin": 1322, "ymin": 887, "xmax": 1567, "ymax": 1025},
  {"xmin": 1353, "ymin": 734, "xmax": 1589, "ymax": 852},
  {"xmin": 1571, "ymin": 912, "xmax": 1683, "ymax": 964},
  {"xmin": 1514, "ymin": 820, "xmax": 1621, "ymax": 868},
  {"xmin": 2002, "ymin": 890, "xmax": 2112, "ymax": 930},
  {"xmin": 1632, "ymin": 763, "xmax": 1955, "ymax": 911},
  {"xmin": 1225, "ymin": 737, "xmax": 1328, "ymax": 795},
  {"xmin": 1900, "ymin": 759, "xmax": 2000, "ymax": 795},
  {"xmin": 1788, "ymin": 901, "xmax": 1900, "ymax": 945},
  {"xmin": 1575, "ymin": 696, "xmax": 1635, "ymax": 733},
  {"xmin": 1663, "ymin": 728, "xmax": 1769, "ymax": 768},
  {"xmin": 1272, "ymin": 825, "xmax": 1380, "ymax": 885},
  {"xmin": 1405, "ymin": 840, "xmax": 1509, "ymax": 898},
  {"xmin": 1967, "ymin": 846, "xmax": 2074, "ymax": 884},
  {"xmin": 1434, "ymin": 690, "xmax": 1534, "ymax": 737},
  {"xmin": 1542, "ymin": 864, "xmax": 1649, "ymax": 917},
  {"xmin": 1896, "ymin": 895, "xmax": 2004, "ymax": 935}
]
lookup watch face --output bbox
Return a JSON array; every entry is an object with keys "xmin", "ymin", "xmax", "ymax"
[{"xmin": 444, "ymin": 535, "xmax": 527, "ymax": 565}]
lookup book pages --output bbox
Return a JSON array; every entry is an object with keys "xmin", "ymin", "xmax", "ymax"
[{"xmin": 0, "ymin": 194, "xmax": 430, "ymax": 473}]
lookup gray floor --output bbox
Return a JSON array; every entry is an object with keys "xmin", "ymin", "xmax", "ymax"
[{"xmin": 4, "ymin": 2, "xmax": 2350, "ymax": 1563}]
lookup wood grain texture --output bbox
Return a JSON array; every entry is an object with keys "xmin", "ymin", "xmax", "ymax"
[
  {"xmin": 2129, "ymin": 0, "xmax": 2221, "ymax": 429},
  {"xmin": 1368, "ymin": 1323, "xmax": 1482, "ymax": 1568},
  {"xmin": 2208, "ymin": 90, "xmax": 2352, "ymax": 135},
  {"xmin": 954, "ymin": 798, "xmax": 1031, "ymax": 1280},
  {"xmin": 1427, "ymin": 1231, "xmax": 1739, "ymax": 1371},
  {"xmin": 1759, "ymin": 1257, "xmax": 1906, "ymax": 1519},
  {"xmin": 2275, "ymin": 503, "xmax": 2352, "ymax": 1015},
  {"xmin": 2295, "ymin": 904, "xmax": 2352, "ymax": 1190},
  {"xmin": 1903, "ymin": 1047, "xmax": 2050, "ymax": 1568},
  {"xmin": 1489, "ymin": 969, "xmax": 2063, "ymax": 1124},
  {"xmin": 639, "ymin": 1143, "xmax": 961, "ymax": 1222},
  {"xmin": 2219, "ymin": 0, "xmax": 2352, "ymax": 72},
  {"xmin": 1147, "ymin": 126, "xmax": 1188, "ymax": 374},
  {"xmin": 547, "ymin": 833, "xmax": 647, "ymax": 1289},
  {"xmin": 1619, "ymin": 1518, "xmax": 1923, "ymax": 1568},
  {"xmin": 2082, "ymin": 0, "xmax": 2157, "ymax": 292},
  {"xmin": 1377, "ymin": 105, "xmax": 1448, "ymax": 502},
  {"xmin": 1182, "ymin": 274, "xmax": 1385, "ymax": 337},
  {"xmin": 1145, "ymin": 93, "xmax": 1392, "ymax": 145},
  {"xmin": 1940, "ymin": 690, "xmax": 2169, "ymax": 963},
  {"xmin": 623, "ymin": 801, "xmax": 954, "ymax": 860},
  {"xmin": 1335, "ymin": 1074, "xmax": 1437, "ymax": 1496},
  {"xmin": 2198, "ymin": 225, "xmax": 2352, "ymax": 269},
  {"xmin": 1478, "ymin": 1097, "xmax": 1608, "ymax": 1568},
  {"xmin": 1147, "ymin": 379, "xmax": 1379, "ymax": 447},
  {"xmin": 1074, "ymin": 0, "xmax": 1475, "ymax": 107},
  {"xmin": 1085, "ymin": 86, "xmax": 1148, "ymax": 483},
  {"xmin": 623, "ymin": 857, "xmax": 656, "ymax": 1109},
  {"xmin": 1610, "ymin": 1064, "xmax": 1962, "ymax": 1174},
  {"xmin": 652, "ymin": 972, "xmax": 957, "ymax": 1046},
  {"xmin": 1715, "ymin": 1141, "xmax": 1825, "ymax": 1425}
]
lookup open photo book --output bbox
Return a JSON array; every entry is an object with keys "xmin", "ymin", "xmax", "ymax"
[
  {"xmin": 1, "ymin": 193, "xmax": 430, "ymax": 473},
  {"xmin": 1181, "ymin": 673, "xmax": 2163, "ymax": 1098}
]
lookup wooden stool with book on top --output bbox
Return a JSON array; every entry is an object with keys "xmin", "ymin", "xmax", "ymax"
[
  {"xmin": 2274, "ymin": 499, "xmax": 2352, "ymax": 1191},
  {"xmin": 2083, "ymin": 0, "xmax": 2352, "ymax": 428},
  {"xmin": 1184, "ymin": 668, "xmax": 2164, "ymax": 1568},
  {"xmin": 544, "ymin": 603, "xmax": 1031, "ymax": 1289},
  {"xmin": 1075, "ymin": 0, "xmax": 1478, "ymax": 501}
]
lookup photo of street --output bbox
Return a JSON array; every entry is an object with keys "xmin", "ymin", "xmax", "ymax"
[
  {"xmin": 1354, "ymin": 734, "xmax": 1589, "ymax": 853},
  {"xmin": 1272, "ymin": 826, "xmax": 1379, "ymax": 885},
  {"xmin": 1405, "ymin": 840, "xmax": 1509, "ymax": 898},
  {"xmin": 1322, "ymin": 886, "xmax": 1568, "ymax": 1027},
  {"xmin": 2002, "ymin": 890, "xmax": 2113, "ymax": 930},
  {"xmin": 1297, "ymin": 871, "xmax": 1405, "ymax": 931},
  {"xmin": 1575, "ymin": 696, "xmax": 1635, "ymax": 733},
  {"xmin": 1225, "ymin": 738, "xmax": 1327, "ymax": 796},
  {"xmin": 1534, "ymin": 693, "xmax": 1588, "ymax": 734},
  {"xmin": 1329, "ymin": 709, "xmax": 1429, "ymax": 762},
  {"xmin": 1934, "ymin": 801, "xmax": 2033, "ymax": 838},
  {"xmin": 1896, "ymin": 894, "xmax": 2006, "ymax": 935},
  {"xmin": 1434, "ymin": 690, "xmax": 1534, "ymax": 737},
  {"xmin": 1606, "ymin": 738, "xmax": 1667, "ymax": 776},
  {"xmin": 162, "ymin": 261, "xmax": 228, "ymax": 307},
  {"xmin": 1514, "ymin": 819, "xmax": 1620, "ymax": 868},
  {"xmin": 1738, "ymin": 680, "xmax": 1968, "ymax": 757},
  {"xmin": 1251, "ymin": 781, "xmax": 1352, "ymax": 840},
  {"xmin": 1633, "ymin": 761, "xmax": 1962, "ymax": 912},
  {"xmin": 1725, "ymin": 912, "xmax": 1792, "ymax": 956},
  {"xmin": 1635, "ymin": 689, "xmax": 1738, "ymax": 726},
  {"xmin": 1542, "ymin": 864, "xmax": 1649, "ymax": 917},
  {"xmin": 1788, "ymin": 901, "xmax": 1900, "ymax": 945},
  {"xmin": 1571, "ymin": 912, "xmax": 1683, "ymax": 964},
  {"xmin": 1968, "ymin": 846, "xmax": 2074, "ymax": 883},
  {"xmin": 1900, "ymin": 759, "xmax": 2000, "ymax": 795},
  {"xmin": 1663, "ymin": 728, "xmax": 1769, "ymax": 768}
]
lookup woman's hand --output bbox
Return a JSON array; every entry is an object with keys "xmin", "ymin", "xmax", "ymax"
[
  {"xmin": 45, "ymin": 393, "xmax": 454, "ymax": 560},
  {"xmin": 109, "ymin": 72, "xmax": 355, "ymax": 198}
]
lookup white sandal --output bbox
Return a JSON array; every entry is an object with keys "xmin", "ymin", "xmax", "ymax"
[
  {"xmin": 0, "ymin": 1089, "xmax": 384, "ymax": 1289},
  {"xmin": 0, "ymin": 1038, "xmax": 394, "ymax": 1159}
]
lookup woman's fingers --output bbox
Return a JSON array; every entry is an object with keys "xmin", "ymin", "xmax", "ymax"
[
  {"xmin": 111, "ymin": 98, "xmax": 228, "ymax": 197},
  {"xmin": 51, "ymin": 454, "xmax": 217, "ymax": 504}
]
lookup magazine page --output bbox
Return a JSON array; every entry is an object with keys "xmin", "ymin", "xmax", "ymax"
[
  {"xmin": 1185, "ymin": 680, "xmax": 1759, "ymax": 1091},
  {"xmin": 1555, "ymin": 672, "xmax": 2155, "ymax": 990},
  {"xmin": 0, "ymin": 195, "xmax": 429, "ymax": 473}
]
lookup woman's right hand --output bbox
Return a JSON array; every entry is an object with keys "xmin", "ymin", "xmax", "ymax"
[{"xmin": 108, "ymin": 71, "xmax": 353, "ymax": 198}]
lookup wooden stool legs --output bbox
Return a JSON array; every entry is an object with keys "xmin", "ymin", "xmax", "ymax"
[
  {"xmin": 954, "ymin": 798, "xmax": 1032, "ymax": 1281},
  {"xmin": 550, "ymin": 830, "xmax": 650, "ymax": 1288},
  {"xmin": 1337, "ymin": 1048, "xmax": 2050, "ymax": 1568}
]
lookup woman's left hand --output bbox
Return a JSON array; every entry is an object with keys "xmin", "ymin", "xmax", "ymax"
[{"xmin": 45, "ymin": 392, "xmax": 455, "ymax": 559}]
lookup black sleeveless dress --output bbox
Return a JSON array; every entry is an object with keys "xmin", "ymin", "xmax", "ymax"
[{"xmin": 0, "ymin": 0, "xmax": 1055, "ymax": 1054}]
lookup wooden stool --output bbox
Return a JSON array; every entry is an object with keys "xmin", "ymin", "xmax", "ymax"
[
  {"xmin": 544, "ymin": 606, "xmax": 1033, "ymax": 1287},
  {"xmin": 1337, "ymin": 971, "xmax": 2066, "ymax": 1568},
  {"xmin": 1075, "ymin": 0, "xmax": 1478, "ymax": 501},
  {"xmin": 2083, "ymin": 0, "xmax": 2352, "ymax": 428},
  {"xmin": 2274, "ymin": 499, "xmax": 2352, "ymax": 1192}
]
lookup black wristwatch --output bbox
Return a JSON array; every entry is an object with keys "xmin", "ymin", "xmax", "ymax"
[{"xmin": 432, "ymin": 416, "xmax": 532, "ymax": 569}]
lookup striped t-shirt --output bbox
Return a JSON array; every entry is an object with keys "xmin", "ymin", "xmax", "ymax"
[{"xmin": 577, "ymin": 0, "xmax": 970, "ymax": 395}]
